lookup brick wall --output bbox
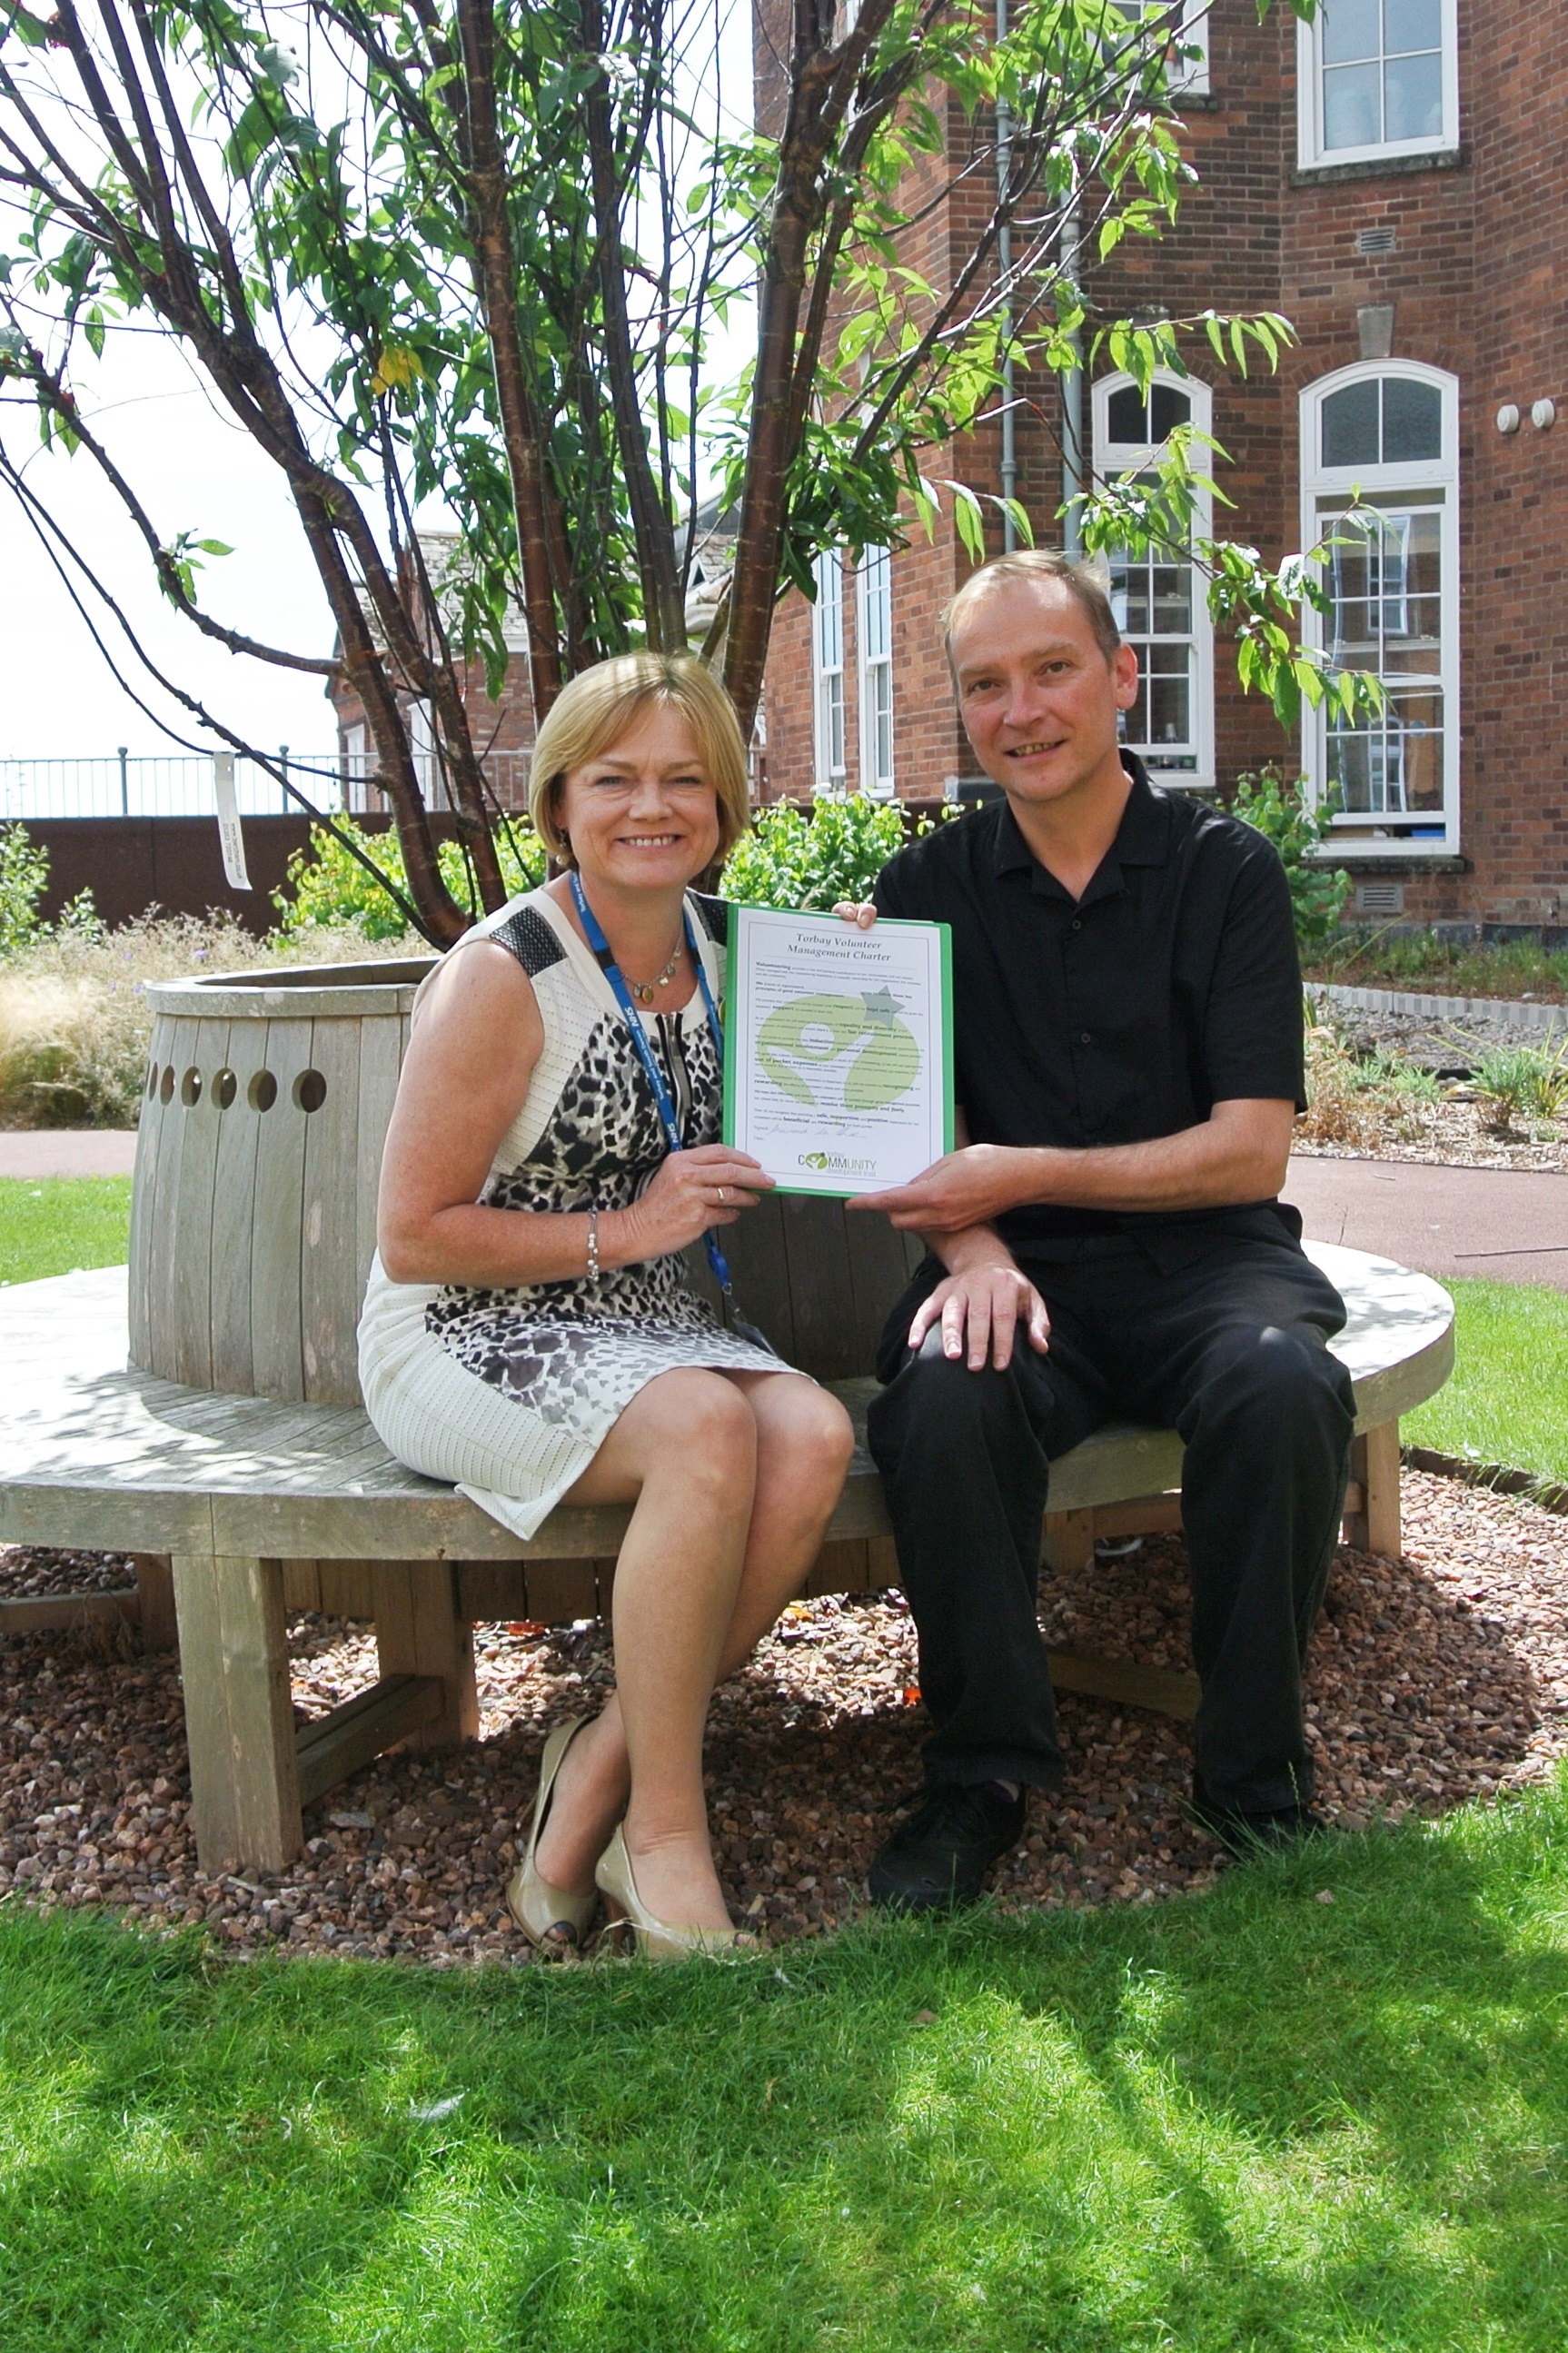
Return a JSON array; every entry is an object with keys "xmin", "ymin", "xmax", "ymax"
[{"xmin": 753, "ymin": 0, "xmax": 1568, "ymax": 932}]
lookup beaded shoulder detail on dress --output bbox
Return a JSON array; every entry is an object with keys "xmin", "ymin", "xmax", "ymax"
[
  {"xmin": 489, "ymin": 902, "xmax": 567, "ymax": 978},
  {"xmin": 689, "ymin": 891, "xmax": 729, "ymax": 947}
]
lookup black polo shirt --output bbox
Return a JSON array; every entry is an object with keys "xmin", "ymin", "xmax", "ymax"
[{"xmin": 871, "ymin": 755, "xmax": 1305, "ymax": 1251}]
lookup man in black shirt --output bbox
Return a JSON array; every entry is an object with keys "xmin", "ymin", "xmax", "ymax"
[{"xmin": 846, "ymin": 549, "xmax": 1355, "ymax": 1911}]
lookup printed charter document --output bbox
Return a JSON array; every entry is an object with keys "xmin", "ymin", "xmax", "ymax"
[{"xmin": 722, "ymin": 905, "xmax": 954, "ymax": 1196}]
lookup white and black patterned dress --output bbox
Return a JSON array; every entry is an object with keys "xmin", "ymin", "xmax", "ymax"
[{"xmin": 357, "ymin": 884, "xmax": 789, "ymax": 1542}]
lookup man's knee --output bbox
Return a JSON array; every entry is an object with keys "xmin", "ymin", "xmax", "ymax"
[
  {"xmin": 1192, "ymin": 1323, "xmax": 1354, "ymax": 1445},
  {"xmin": 868, "ymin": 1330, "xmax": 1033, "ymax": 1464}
]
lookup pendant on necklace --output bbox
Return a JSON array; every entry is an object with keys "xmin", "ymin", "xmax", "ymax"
[{"xmin": 628, "ymin": 943, "xmax": 682, "ymax": 1005}]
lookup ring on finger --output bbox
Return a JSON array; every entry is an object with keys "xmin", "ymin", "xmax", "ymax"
[{"xmin": 717, "ymin": 1186, "xmax": 727, "ymax": 1203}]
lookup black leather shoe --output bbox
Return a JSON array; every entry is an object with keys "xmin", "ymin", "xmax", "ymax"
[
  {"xmin": 1190, "ymin": 1779, "xmax": 1325, "ymax": 1860},
  {"xmin": 866, "ymin": 1782, "xmax": 1027, "ymax": 1914}
]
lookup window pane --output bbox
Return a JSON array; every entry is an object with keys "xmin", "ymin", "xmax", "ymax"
[
  {"xmin": 1152, "ymin": 567, "xmax": 1192, "ymax": 632},
  {"xmin": 1384, "ymin": 47, "xmax": 1443, "ymax": 140},
  {"xmin": 1109, "ymin": 561, "xmax": 1151, "ymax": 634},
  {"xmin": 1321, "ymin": 0, "xmax": 1380, "ymax": 66},
  {"xmin": 1382, "ymin": 376, "xmax": 1443, "ymax": 461},
  {"xmin": 1149, "ymin": 383, "xmax": 1191, "ymax": 440},
  {"xmin": 1323, "ymin": 381, "xmax": 1380, "ymax": 467},
  {"xmin": 1384, "ymin": 0, "xmax": 1441, "ymax": 55},
  {"xmin": 1148, "ymin": 671, "xmax": 1191, "ymax": 746},
  {"xmin": 1326, "ymin": 728, "xmax": 1375, "ymax": 812},
  {"xmin": 1107, "ymin": 384, "xmax": 1148, "ymax": 442},
  {"xmin": 1393, "ymin": 693, "xmax": 1444, "ymax": 808},
  {"xmin": 1323, "ymin": 59, "xmax": 1382, "ymax": 147}
]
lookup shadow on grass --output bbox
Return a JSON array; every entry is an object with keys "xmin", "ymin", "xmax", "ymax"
[{"xmin": 1, "ymin": 1782, "xmax": 1565, "ymax": 2351}]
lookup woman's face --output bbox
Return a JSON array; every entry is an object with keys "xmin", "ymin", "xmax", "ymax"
[{"xmin": 557, "ymin": 704, "xmax": 722, "ymax": 893}]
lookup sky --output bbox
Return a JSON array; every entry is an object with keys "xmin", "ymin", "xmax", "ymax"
[{"xmin": 0, "ymin": 1, "xmax": 754, "ymax": 765}]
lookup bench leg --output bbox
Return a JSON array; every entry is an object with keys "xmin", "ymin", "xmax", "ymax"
[
  {"xmin": 133, "ymin": 1554, "xmax": 179, "ymax": 1654},
  {"xmin": 372, "ymin": 1562, "xmax": 479, "ymax": 1750},
  {"xmin": 172, "ymin": 1553, "xmax": 301, "ymax": 1875},
  {"xmin": 1043, "ymin": 1508, "xmax": 1096, "ymax": 1575},
  {"xmin": 1345, "ymin": 1421, "xmax": 1402, "ymax": 1559}
]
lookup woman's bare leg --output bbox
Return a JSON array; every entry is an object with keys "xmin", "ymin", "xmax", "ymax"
[
  {"xmin": 532, "ymin": 1372, "xmax": 853, "ymax": 1924},
  {"xmin": 532, "ymin": 1368, "xmax": 754, "ymax": 1932}
]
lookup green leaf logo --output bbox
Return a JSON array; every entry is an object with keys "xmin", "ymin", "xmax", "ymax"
[{"xmin": 757, "ymin": 990, "xmax": 919, "ymax": 1112}]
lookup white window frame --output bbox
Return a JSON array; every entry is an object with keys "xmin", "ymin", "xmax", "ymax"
[
  {"xmin": 1093, "ymin": 367, "xmax": 1215, "ymax": 791},
  {"xmin": 1117, "ymin": 0, "xmax": 1209, "ymax": 94},
  {"xmin": 811, "ymin": 549, "xmax": 847, "ymax": 794},
  {"xmin": 856, "ymin": 545, "xmax": 896, "ymax": 799},
  {"xmin": 1296, "ymin": 0, "xmax": 1458, "ymax": 173},
  {"xmin": 1299, "ymin": 359, "xmax": 1460, "ymax": 860},
  {"xmin": 340, "ymin": 721, "xmax": 367, "ymax": 811}
]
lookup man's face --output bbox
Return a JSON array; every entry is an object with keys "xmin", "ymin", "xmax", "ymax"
[{"xmin": 950, "ymin": 578, "xmax": 1140, "ymax": 810}]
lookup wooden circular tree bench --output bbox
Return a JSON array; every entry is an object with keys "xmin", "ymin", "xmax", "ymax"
[{"xmin": 0, "ymin": 1240, "xmax": 1453, "ymax": 1878}]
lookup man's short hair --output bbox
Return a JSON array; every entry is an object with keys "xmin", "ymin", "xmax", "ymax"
[{"xmin": 943, "ymin": 549, "xmax": 1123, "ymax": 674}]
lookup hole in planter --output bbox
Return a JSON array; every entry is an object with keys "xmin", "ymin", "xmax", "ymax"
[
  {"xmin": 293, "ymin": 1068, "xmax": 327, "ymax": 1114},
  {"xmin": 213, "ymin": 1067, "xmax": 237, "ymax": 1109},
  {"xmin": 159, "ymin": 1066, "xmax": 174, "ymax": 1104},
  {"xmin": 146, "ymin": 1061, "xmax": 159, "ymax": 1098},
  {"xmin": 181, "ymin": 1067, "xmax": 202, "ymax": 1107},
  {"xmin": 249, "ymin": 1069, "xmax": 278, "ymax": 1113}
]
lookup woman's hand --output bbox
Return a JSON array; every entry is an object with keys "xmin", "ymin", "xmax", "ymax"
[
  {"xmin": 908, "ymin": 1263, "xmax": 1051, "ymax": 1372},
  {"xmin": 617, "ymin": 1143, "xmax": 773, "ymax": 1261}
]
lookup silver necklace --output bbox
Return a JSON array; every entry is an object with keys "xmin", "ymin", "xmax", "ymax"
[{"xmin": 624, "ymin": 939, "xmax": 684, "ymax": 1006}]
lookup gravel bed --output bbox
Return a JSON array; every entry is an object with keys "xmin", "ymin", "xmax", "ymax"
[
  {"xmin": 0, "ymin": 1545, "xmax": 138, "ymax": 1597},
  {"xmin": 3, "ymin": 1466, "xmax": 1565, "ymax": 1961},
  {"xmin": 1295, "ymin": 1103, "xmax": 1568, "ymax": 1172}
]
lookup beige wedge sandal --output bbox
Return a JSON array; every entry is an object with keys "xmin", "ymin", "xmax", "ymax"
[
  {"xmin": 594, "ymin": 1825, "xmax": 755, "ymax": 1962},
  {"xmin": 504, "ymin": 1716, "xmax": 600, "ymax": 1957}
]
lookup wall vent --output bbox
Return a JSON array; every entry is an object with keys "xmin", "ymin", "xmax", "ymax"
[
  {"xmin": 1355, "ymin": 881, "xmax": 1405, "ymax": 918},
  {"xmin": 1355, "ymin": 225, "xmax": 1397, "ymax": 255}
]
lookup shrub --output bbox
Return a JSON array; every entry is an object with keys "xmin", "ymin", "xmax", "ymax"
[
  {"xmin": 719, "ymin": 793, "xmax": 936, "ymax": 911},
  {"xmin": 1229, "ymin": 769, "xmax": 1350, "ymax": 954},
  {"xmin": 0, "ymin": 823, "xmax": 102, "ymax": 958},
  {"xmin": 0, "ymin": 914, "xmax": 407, "ymax": 1129},
  {"xmin": 271, "ymin": 818, "xmax": 545, "ymax": 940},
  {"xmin": 1469, "ymin": 1041, "xmax": 1568, "ymax": 1136}
]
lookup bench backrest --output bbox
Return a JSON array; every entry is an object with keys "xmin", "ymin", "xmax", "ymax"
[{"xmin": 131, "ymin": 958, "xmax": 926, "ymax": 1405}]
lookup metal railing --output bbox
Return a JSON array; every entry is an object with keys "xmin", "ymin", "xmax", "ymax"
[
  {"xmin": 1, "ymin": 750, "xmax": 342, "ymax": 821},
  {"xmin": 0, "ymin": 747, "xmax": 533, "ymax": 821}
]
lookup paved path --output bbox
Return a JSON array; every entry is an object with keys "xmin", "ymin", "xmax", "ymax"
[
  {"xmin": 0, "ymin": 1131, "xmax": 139, "ymax": 1178},
  {"xmin": 1288, "ymin": 1155, "xmax": 1568, "ymax": 1289}
]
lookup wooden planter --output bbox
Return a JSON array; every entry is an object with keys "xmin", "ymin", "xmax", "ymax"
[
  {"xmin": 130, "ymin": 958, "xmax": 434, "ymax": 1405},
  {"xmin": 129, "ymin": 955, "xmax": 925, "ymax": 1409}
]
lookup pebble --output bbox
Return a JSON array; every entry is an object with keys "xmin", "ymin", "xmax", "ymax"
[{"xmin": 2, "ymin": 1465, "xmax": 1565, "ymax": 1961}]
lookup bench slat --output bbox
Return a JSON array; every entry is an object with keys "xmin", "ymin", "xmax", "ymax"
[{"xmin": 0, "ymin": 1249, "xmax": 1454, "ymax": 1563}]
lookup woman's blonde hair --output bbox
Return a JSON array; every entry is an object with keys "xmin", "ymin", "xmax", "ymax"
[{"xmin": 527, "ymin": 651, "xmax": 751, "ymax": 868}]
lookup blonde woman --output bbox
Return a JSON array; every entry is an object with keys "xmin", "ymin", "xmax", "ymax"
[{"xmin": 359, "ymin": 653, "xmax": 854, "ymax": 1958}]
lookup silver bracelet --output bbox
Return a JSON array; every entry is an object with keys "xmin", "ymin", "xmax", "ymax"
[{"xmin": 586, "ymin": 1208, "xmax": 600, "ymax": 1283}]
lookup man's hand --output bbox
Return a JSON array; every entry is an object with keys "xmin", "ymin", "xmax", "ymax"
[
  {"xmin": 832, "ymin": 899, "xmax": 878, "ymax": 929},
  {"xmin": 849, "ymin": 1144, "xmax": 1030, "ymax": 1234},
  {"xmin": 908, "ymin": 1263, "xmax": 1051, "ymax": 1371}
]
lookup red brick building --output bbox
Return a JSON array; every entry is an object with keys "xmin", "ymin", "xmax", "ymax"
[
  {"xmin": 329, "ymin": 532, "xmax": 537, "ymax": 813},
  {"xmin": 759, "ymin": 0, "xmax": 1568, "ymax": 937}
]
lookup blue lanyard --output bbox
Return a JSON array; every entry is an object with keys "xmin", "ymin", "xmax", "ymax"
[{"xmin": 570, "ymin": 873, "xmax": 769, "ymax": 1346}]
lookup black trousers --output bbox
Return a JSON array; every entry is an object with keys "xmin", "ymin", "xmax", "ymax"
[{"xmin": 865, "ymin": 1234, "xmax": 1356, "ymax": 1814}]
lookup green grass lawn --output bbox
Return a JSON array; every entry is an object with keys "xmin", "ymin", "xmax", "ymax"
[
  {"xmin": 0, "ymin": 1176, "xmax": 132, "ymax": 1288},
  {"xmin": 2, "ymin": 1788, "xmax": 1567, "ymax": 2351},
  {"xmin": 1403, "ymin": 1276, "xmax": 1568, "ymax": 1485}
]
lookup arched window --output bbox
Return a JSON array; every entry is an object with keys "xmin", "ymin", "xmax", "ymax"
[
  {"xmin": 1300, "ymin": 361, "xmax": 1459, "ymax": 855},
  {"xmin": 1093, "ymin": 369, "xmax": 1214, "ymax": 789},
  {"xmin": 1296, "ymin": 0, "xmax": 1458, "ymax": 172}
]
